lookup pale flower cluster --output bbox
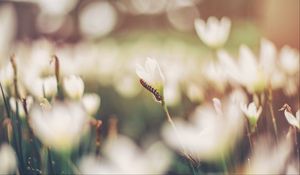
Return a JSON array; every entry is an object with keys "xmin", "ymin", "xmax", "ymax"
[
  {"xmin": 218, "ymin": 39, "xmax": 299, "ymax": 94},
  {"xmin": 162, "ymin": 92, "xmax": 245, "ymax": 161},
  {"xmin": 29, "ymin": 101, "xmax": 88, "ymax": 151},
  {"xmin": 79, "ymin": 135, "xmax": 172, "ymax": 174}
]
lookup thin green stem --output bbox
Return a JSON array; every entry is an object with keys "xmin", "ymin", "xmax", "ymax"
[
  {"xmin": 162, "ymin": 103, "xmax": 188, "ymax": 158},
  {"xmin": 0, "ymin": 82, "xmax": 11, "ymax": 119},
  {"xmin": 221, "ymin": 151, "xmax": 228, "ymax": 174},
  {"xmin": 11, "ymin": 56, "xmax": 26, "ymax": 174},
  {"xmin": 245, "ymin": 119, "xmax": 253, "ymax": 170},
  {"xmin": 162, "ymin": 101, "xmax": 197, "ymax": 174}
]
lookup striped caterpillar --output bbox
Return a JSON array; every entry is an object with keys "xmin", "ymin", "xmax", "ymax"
[{"xmin": 139, "ymin": 79, "xmax": 163, "ymax": 102}]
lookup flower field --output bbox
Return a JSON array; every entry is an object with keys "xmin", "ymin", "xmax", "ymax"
[{"xmin": 0, "ymin": 0, "xmax": 299, "ymax": 174}]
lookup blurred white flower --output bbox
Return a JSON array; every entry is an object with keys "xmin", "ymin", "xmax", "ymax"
[
  {"xmin": 219, "ymin": 38, "xmax": 298, "ymax": 93},
  {"xmin": 136, "ymin": 58, "xmax": 165, "ymax": 100},
  {"xmin": 9, "ymin": 96, "xmax": 33, "ymax": 117},
  {"xmin": 79, "ymin": 136, "xmax": 172, "ymax": 174},
  {"xmin": 0, "ymin": 4, "xmax": 16, "ymax": 60},
  {"xmin": 245, "ymin": 136, "xmax": 293, "ymax": 174},
  {"xmin": 270, "ymin": 70, "xmax": 286, "ymax": 89},
  {"xmin": 25, "ymin": 76, "xmax": 57, "ymax": 99},
  {"xmin": 0, "ymin": 62, "xmax": 14, "ymax": 87},
  {"xmin": 162, "ymin": 94, "xmax": 244, "ymax": 161},
  {"xmin": 283, "ymin": 109, "xmax": 300, "ymax": 129},
  {"xmin": 163, "ymin": 82, "xmax": 181, "ymax": 106},
  {"xmin": 79, "ymin": 1, "xmax": 117, "ymax": 38},
  {"xmin": 43, "ymin": 76, "xmax": 58, "ymax": 98},
  {"xmin": 0, "ymin": 144, "xmax": 17, "ymax": 174},
  {"xmin": 37, "ymin": 0, "xmax": 78, "ymax": 16},
  {"xmin": 82, "ymin": 93, "xmax": 101, "ymax": 116},
  {"xmin": 241, "ymin": 102, "xmax": 262, "ymax": 131},
  {"xmin": 218, "ymin": 44, "xmax": 268, "ymax": 93},
  {"xmin": 113, "ymin": 74, "xmax": 141, "ymax": 98},
  {"xmin": 30, "ymin": 101, "xmax": 87, "ymax": 151},
  {"xmin": 63, "ymin": 75, "xmax": 84, "ymax": 100},
  {"xmin": 229, "ymin": 89, "xmax": 248, "ymax": 106},
  {"xmin": 279, "ymin": 46, "xmax": 299, "ymax": 75},
  {"xmin": 202, "ymin": 61, "xmax": 227, "ymax": 92},
  {"xmin": 259, "ymin": 39, "xmax": 277, "ymax": 77},
  {"xmin": 194, "ymin": 16, "xmax": 231, "ymax": 48},
  {"xmin": 186, "ymin": 83, "xmax": 204, "ymax": 103},
  {"xmin": 283, "ymin": 78, "xmax": 299, "ymax": 96}
]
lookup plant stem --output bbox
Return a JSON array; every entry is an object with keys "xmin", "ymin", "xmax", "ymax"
[
  {"xmin": 162, "ymin": 103, "xmax": 188, "ymax": 158},
  {"xmin": 245, "ymin": 118, "xmax": 253, "ymax": 154},
  {"xmin": 161, "ymin": 101, "xmax": 198, "ymax": 174},
  {"xmin": 245, "ymin": 119, "xmax": 254, "ymax": 169},
  {"xmin": 293, "ymin": 127, "xmax": 299, "ymax": 172},
  {"xmin": 267, "ymin": 87, "xmax": 278, "ymax": 142},
  {"xmin": 11, "ymin": 55, "xmax": 26, "ymax": 174},
  {"xmin": 221, "ymin": 151, "xmax": 228, "ymax": 175},
  {"xmin": 47, "ymin": 148, "xmax": 55, "ymax": 175}
]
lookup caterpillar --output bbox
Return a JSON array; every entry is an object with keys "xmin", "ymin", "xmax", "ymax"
[{"xmin": 139, "ymin": 79, "xmax": 163, "ymax": 102}]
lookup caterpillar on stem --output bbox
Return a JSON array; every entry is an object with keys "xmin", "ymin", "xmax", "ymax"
[{"xmin": 139, "ymin": 79, "xmax": 163, "ymax": 102}]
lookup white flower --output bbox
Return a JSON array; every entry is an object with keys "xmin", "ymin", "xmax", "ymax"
[
  {"xmin": 259, "ymin": 38, "xmax": 277, "ymax": 77},
  {"xmin": 0, "ymin": 144, "xmax": 17, "ymax": 175},
  {"xmin": 113, "ymin": 74, "xmax": 141, "ymax": 98},
  {"xmin": 240, "ymin": 102, "xmax": 262, "ymax": 120},
  {"xmin": 279, "ymin": 46, "xmax": 299, "ymax": 75},
  {"xmin": 25, "ymin": 76, "xmax": 57, "ymax": 99},
  {"xmin": 79, "ymin": 136, "xmax": 172, "ymax": 174},
  {"xmin": 0, "ymin": 62, "xmax": 14, "ymax": 87},
  {"xmin": 29, "ymin": 101, "xmax": 87, "ymax": 151},
  {"xmin": 283, "ymin": 109, "xmax": 300, "ymax": 129},
  {"xmin": 162, "ymin": 95, "xmax": 244, "ymax": 161},
  {"xmin": 136, "ymin": 57, "xmax": 165, "ymax": 89},
  {"xmin": 194, "ymin": 16, "xmax": 231, "ymax": 48},
  {"xmin": 63, "ymin": 75, "xmax": 84, "ymax": 100},
  {"xmin": 245, "ymin": 136, "xmax": 293, "ymax": 174},
  {"xmin": 82, "ymin": 93, "xmax": 101, "ymax": 116},
  {"xmin": 203, "ymin": 61, "xmax": 227, "ymax": 92},
  {"xmin": 9, "ymin": 96, "xmax": 33, "ymax": 117},
  {"xmin": 0, "ymin": 4, "xmax": 16, "ymax": 58},
  {"xmin": 43, "ymin": 76, "xmax": 58, "ymax": 98},
  {"xmin": 241, "ymin": 102, "xmax": 262, "ymax": 130},
  {"xmin": 136, "ymin": 58, "xmax": 165, "ymax": 101},
  {"xmin": 218, "ymin": 44, "xmax": 268, "ymax": 93},
  {"xmin": 219, "ymin": 38, "xmax": 298, "ymax": 93},
  {"xmin": 79, "ymin": 1, "xmax": 117, "ymax": 38},
  {"xmin": 37, "ymin": 0, "xmax": 78, "ymax": 16}
]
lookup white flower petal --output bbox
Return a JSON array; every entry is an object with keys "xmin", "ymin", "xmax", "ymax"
[
  {"xmin": 135, "ymin": 64, "xmax": 148, "ymax": 80},
  {"xmin": 135, "ymin": 58, "xmax": 164, "ymax": 90},
  {"xmin": 212, "ymin": 98, "xmax": 222, "ymax": 116},
  {"xmin": 217, "ymin": 50, "xmax": 240, "ymax": 82},
  {"xmin": 248, "ymin": 102, "xmax": 257, "ymax": 116},
  {"xmin": 284, "ymin": 110, "xmax": 299, "ymax": 128},
  {"xmin": 239, "ymin": 45, "xmax": 257, "ymax": 73},
  {"xmin": 260, "ymin": 38, "xmax": 276, "ymax": 75},
  {"xmin": 145, "ymin": 57, "xmax": 157, "ymax": 75}
]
